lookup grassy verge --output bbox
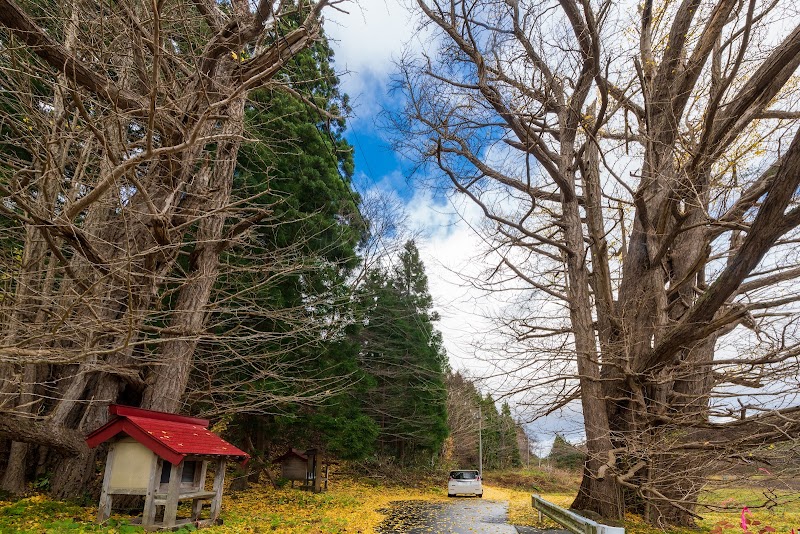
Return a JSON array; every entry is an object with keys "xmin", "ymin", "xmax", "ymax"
[
  {"xmin": 481, "ymin": 467, "xmax": 799, "ymax": 534},
  {"xmin": 0, "ymin": 493, "xmax": 122, "ymax": 533},
  {"xmin": 480, "ymin": 467, "xmax": 581, "ymax": 529},
  {"xmin": 690, "ymin": 487, "xmax": 797, "ymax": 534},
  {"xmin": 482, "ymin": 485, "xmax": 575, "ymax": 529}
]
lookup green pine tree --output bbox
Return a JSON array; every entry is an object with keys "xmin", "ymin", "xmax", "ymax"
[
  {"xmin": 549, "ymin": 434, "xmax": 586, "ymax": 470},
  {"xmin": 499, "ymin": 402, "xmax": 522, "ymax": 468},
  {"xmin": 191, "ymin": 27, "xmax": 375, "ymax": 459},
  {"xmin": 358, "ymin": 241, "xmax": 449, "ymax": 463},
  {"xmin": 479, "ymin": 394, "xmax": 501, "ymax": 469}
]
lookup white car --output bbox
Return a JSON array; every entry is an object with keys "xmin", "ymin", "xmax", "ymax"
[{"xmin": 447, "ymin": 469, "xmax": 483, "ymax": 497}]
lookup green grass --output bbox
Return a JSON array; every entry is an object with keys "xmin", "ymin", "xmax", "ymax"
[
  {"xmin": 488, "ymin": 469, "xmax": 799, "ymax": 534},
  {"xmin": 0, "ymin": 495, "xmax": 142, "ymax": 533},
  {"xmin": 622, "ymin": 487, "xmax": 800, "ymax": 534},
  {"xmin": 698, "ymin": 487, "xmax": 799, "ymax": 533},
  {"xmin": 484, "ymin": 466, "xmax": 583, "ymax": 493}
]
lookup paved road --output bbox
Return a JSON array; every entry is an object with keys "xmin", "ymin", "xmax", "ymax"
[{"xmin": 376, "ymin": 498, "xmax": 567, "ymax": 534}]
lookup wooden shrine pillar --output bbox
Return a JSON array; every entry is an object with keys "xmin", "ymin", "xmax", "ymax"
[
  {"xmin": 162, "ymin": 461, "xmax": 184, "ymax": 528},
  {"xmin": 142, "ymin": 457, "xmax": 164, "ymax": 529},
  {"xmin": 97, "ymin": 443, "xmax": 117, "ymax": 523},
  {"xmin": 209, "ymin": 458, "xmax": 227, "ymax": 522}
]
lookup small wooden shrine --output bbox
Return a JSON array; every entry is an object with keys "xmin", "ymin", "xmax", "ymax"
[
  {"xmin": 271, "ymin": 448, "xmax": 330, "ymax": 492},
  {"xmin": 86, "ymin": 405, "xmax": 249, "ymax": 530}
]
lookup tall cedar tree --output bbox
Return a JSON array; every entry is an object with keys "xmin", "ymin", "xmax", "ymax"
[
  {"xmin": 202, "ymin": 27, "xmax": 378, "ymax": 460},
  {"xmin": 358, "ymin": 241, "xmax": 449, "ymax": 462},
  {"xmin": 444, "ymin": 372, "xmax": 523, "ymax": 469},
  {"xmin": 498, "ymin": 402, "xmax": 521, "ymax": 469}
]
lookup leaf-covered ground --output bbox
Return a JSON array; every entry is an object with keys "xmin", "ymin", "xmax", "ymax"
[
  {"xmin": 1, "ymin": 473, "xmax": 797, "ymax": 533},
  {"xmin": 0, "ymin": 477, "xmax": 446, "ymax": 533}
]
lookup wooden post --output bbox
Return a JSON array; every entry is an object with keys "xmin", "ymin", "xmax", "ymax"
[
  {"xmin": 191, "ymin": 497, "xmax": 204, "ymax": 522},
  {"xmin": 163, "ymin": 461, "xmax": 184, "ymax": 528},
  {"xmin": 313, "ymin": 456, "xmax": 322, "ymax": 493},
  {"xmin": 209, "ymin": 458, "xmax": 227, "ymax": 522},
  {"xmin": 307, "ymin": 453, "xmax": 314, "ymax": 489},
  {"xmin": 143, "ymin": 456, "xmax": 163, "ymax": 529},
  {"xmin": 97, "ymin": 443, "xmax": 116, "ymax": 523},
  {"xmin": 198, "ymin": 460, "xmax": 209, "ymax": 490}
]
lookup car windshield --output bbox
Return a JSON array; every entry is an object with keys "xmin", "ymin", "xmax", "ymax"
[{"xmin": 450, "ymin": 471, "xmax": 478, "ymax": 480}]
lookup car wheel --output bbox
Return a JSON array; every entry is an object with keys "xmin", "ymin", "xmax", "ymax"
[
  {"xmin": 477, "ymin": 493, "xmax": 483, "ymax": 498},
  {"xmin": 448, "ymin": 493, "xmax": 454, "ymax": 498}
]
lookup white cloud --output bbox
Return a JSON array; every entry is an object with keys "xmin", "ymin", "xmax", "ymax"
[
  {"xmin": 356, "ymin": 177, "xmax": 494, "ymax": 371},
  {"xmin": 404, "ymin": 189, "xmax": 588, "ymax": 444},
  {"xmin": 402, "ymin": 189, "xmax": 500, "ymax": 369},
  {"xmin": 325, "ymin": 1, "xmax": 417, "ymax": 81},
  {"xmin": 325, "ymin": 1, "xmax": 428, "ymax": 123},
  {"xmin": 356, "ymin": 166, "xmax": 588, "ymax": 443},
  {"xmin": 330, "ymin": 1, "xmax": 587, "ymax": 443}
]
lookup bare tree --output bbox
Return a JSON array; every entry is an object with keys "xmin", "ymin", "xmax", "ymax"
[
  {"xmin": 0, "ymin": 0, "xmax": 352, "ymax": 496},
  {"xmin": 394, "ymin": 0, "xmax": 800, "ymax": 525},
  {"xmin": 515, "ymin": 424, "xmax": 535, "ymax": 468},
  {"xmin": 445, "ymin": 371, "xmax": 481, "ymax": 466}
]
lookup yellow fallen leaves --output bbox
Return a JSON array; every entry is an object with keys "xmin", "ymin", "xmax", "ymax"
[
  {"xmin": 0, "ymin": 479, "xmax": 572, "ymax": 533},
  {"xmin": 2, "ymin": 477, "xmax": 448, "ymax": 533},
  {"xmin": 7, "ymin": 474, "xmax": 792, "ymax": 534},
  {"xmin": 199, "ymin": 476, "xmax": 448, "ymax": 533},
  {"xmin": 0, "ymin": 493, "xmax": 98, "ymax": 533},
  {"xmin": 484, "ymin": 485, "xmax": 576, "ymax": 530}
]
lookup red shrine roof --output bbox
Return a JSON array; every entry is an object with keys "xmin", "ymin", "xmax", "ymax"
[{"xmin": 86, "ymin": 405, "xmax": 249, "ymax": 465}]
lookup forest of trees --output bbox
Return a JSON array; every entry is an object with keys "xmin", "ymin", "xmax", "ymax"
[
  {"xmin": 0, "ymin": 0, "xmax": 523, "ymax": 500},
  {"xmin": 9, "ymin": 0, "xmax": 795, "ymax": 528},
  {"xmin": 445, "ymin": 372, "xmax": 522, "ymax": 470},
  {"xmin": 548, "ymin": 435, "xmax": 586, "ymax": 471}
]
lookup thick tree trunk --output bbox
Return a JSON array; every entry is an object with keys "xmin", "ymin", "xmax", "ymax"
[
  {"xmin": 561, "ymin": 164, "xmax": 623, "ymax": 518},
  {"xmin": 48, "ymin": 375, "xmax": 126, "ymax": 496},
  {"xmin": 50, "ymin": 449, "xmax": 97, "ymax": 500},
  {"xmin": 0, "ymin": 154, "xmax": 61, "ymax": 492},
  {"xmin": 0, "ymin": 416, "xmax": 86, "ymax": 456},
  {"xmin": 142, "ymin": 96, "xmax": 245, "ymax": 413},
  {"xmin": 1, "ymin": 442, "xmax": 29, "ymax": 493},
  {"xmin": 645, "ymin": 450, "xmax": 704, "ymax": 526},
  {"xmin": 0, "ymin": 364, "xmax": 38, "ymax": 493}
]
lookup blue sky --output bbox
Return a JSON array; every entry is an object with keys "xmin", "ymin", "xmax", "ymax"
[
  {"xmin": 323, "ymin": 1, "xmax": 584, "ymax": 450},
  {"xmin": 347, "ymin": 128, "xmax": 409, "ymax": 197},
  {"xmin": 321, "ymin": 0, "xmax": 800, "ymax": 455},
  {"xmin": 325, "ymin": 2, "xmax": 484, "ymax": 366}
]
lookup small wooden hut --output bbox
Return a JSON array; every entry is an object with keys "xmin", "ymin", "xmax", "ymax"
[
  {"xmin": 271, "ymin": 448, "xmax": 330, "ymax": 492},
  {"xmin": 86, "ymin": 405, "xmax": 249, "ymax": 530}
]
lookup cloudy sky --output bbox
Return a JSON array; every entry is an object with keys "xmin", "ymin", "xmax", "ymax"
[
  {"xmin": 323, "ymin": 2, "xmax": 583, "ymax": 450},
  {"xmin": 324, "ymin": 2, "xmax": 492, "ymax": 373},
  {"xmin": 326, "ymin": 0, "xmax": 500, "ymax": 374}
]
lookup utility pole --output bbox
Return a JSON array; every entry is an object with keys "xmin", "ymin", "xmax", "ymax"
[
  {"xmin": 478, "ymin": 405, "xmax": 483, "ymax": 477},
  {"xmin": 526, "ymin": 434, "xmax": 530, "ymax": 469}
]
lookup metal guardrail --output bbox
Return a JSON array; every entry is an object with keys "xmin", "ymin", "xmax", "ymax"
[{"xmin": 532, "ymin": 495, "xmax": 625, "ymax": 534}]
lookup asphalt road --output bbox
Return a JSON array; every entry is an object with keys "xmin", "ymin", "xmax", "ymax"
[{"xmin": 376, "ymin": 498, "xmax": 568, "ymax": 534}]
